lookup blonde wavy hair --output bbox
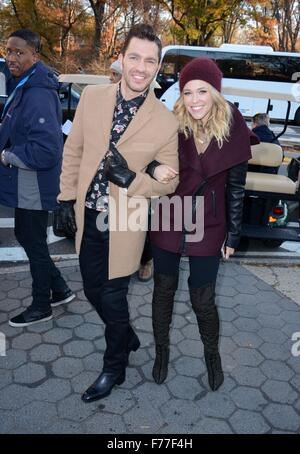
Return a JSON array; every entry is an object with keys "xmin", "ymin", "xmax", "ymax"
[{"xmin": 173, "ymin": 84, "xmax": 232, "ymax": 149}]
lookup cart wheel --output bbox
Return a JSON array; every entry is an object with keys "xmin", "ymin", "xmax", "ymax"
[{"xmin": 262, "ymin": 239, "xmax": 283, "ymax": 248}]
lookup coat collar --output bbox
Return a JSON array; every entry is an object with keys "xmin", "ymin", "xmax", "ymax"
[{"xmin": 100, "ymin": 83, "xmax": 156, "ymax": 149}]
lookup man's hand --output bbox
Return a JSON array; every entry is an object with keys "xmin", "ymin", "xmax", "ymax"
[
  {"xmin": 104, "ymin": 146, "xmax": 136, "ymax": 188},
  {"xmin": 54, "ymin": 201, "xmax": 77, "ymax": 238}
]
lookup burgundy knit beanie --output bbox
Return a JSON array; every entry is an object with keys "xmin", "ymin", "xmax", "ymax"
[{"xmin": 179, "ymin": 57, "xmax": 223, "ymax": 93}]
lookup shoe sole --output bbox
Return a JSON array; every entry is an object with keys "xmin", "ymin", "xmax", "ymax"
[
  {"xmin": 9, "ymin": 314, "xmax": 53, "ymax": 328},
  {"xmin": 50, "ymin": 293, "xmax": 76, "ymax": 307}
]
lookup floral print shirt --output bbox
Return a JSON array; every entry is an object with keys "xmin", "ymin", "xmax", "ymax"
[{"xmin": 85, "ymin": 85, "xmax": 148, "ymax": 211}]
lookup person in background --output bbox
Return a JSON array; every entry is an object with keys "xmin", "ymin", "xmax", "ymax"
[
  {"xmin": 251, "ymin": 113, "xmax": 282, "ymax": 174},
  {"xmin": 0, "ymin": 29, "xmax": 75, "ymax": 328},
  {"xmin": 109, "ymin": 60, "xmax": 122, "ymax": 84}
]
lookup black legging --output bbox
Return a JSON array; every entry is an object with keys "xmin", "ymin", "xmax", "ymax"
[{"xmin": 152, "ymin": 244, "xmax": 220, "ymax": 288}]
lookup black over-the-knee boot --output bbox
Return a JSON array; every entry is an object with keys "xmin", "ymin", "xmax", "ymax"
[
  {"xmin": 152, "ymin": 273, "xmax": 179, "ymax": 384},
  {"xmin": 189, "ymin": 282, "xmax": 224, "ymax": 391}
]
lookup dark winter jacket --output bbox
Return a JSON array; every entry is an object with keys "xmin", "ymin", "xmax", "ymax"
[
  {"xmin": 0, "ymin": 61, "xmax": 63, "ymax": 210},
  {"xmin": 150, "ymin": 105, "xmax": 258, "ymax": 256}
]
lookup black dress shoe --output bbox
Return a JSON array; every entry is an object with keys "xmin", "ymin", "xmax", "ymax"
[{"xmin": 81, "ymin": 371, "xmax": 125, "ymax": 403}]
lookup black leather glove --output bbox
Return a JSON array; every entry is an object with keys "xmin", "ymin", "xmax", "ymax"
[
  {"xmin": 104, "ymin": 145, "xmax": 136, "ymax": 188},
  {"xmin": 53, "ymin": 200, "xmax": 77, "ymax": 238},
  {"xmin": 146, "ymin": 160, "xmax": 161, "ymax": 179}
]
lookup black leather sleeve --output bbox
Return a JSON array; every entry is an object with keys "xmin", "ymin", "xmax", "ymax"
[
  {"xmin": 146, "ymin": 160, "xmax": 161, "ymax": 179},
  {"xmin": 225, "ymin": 161, "xmax": 248, "ymax": 249}
]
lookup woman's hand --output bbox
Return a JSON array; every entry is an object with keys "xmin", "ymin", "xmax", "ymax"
[
  {"xmin": 224, "ymin": 246, "xmax": 235, "ymax": 260},
  {"xmin": 153, "ymin": 165, "xmax": 178, "ymax": 183}
]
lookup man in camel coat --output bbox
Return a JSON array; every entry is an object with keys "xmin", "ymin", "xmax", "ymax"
[{"xmin": 57, "ymin": 24, "xmax": 179, "ymax": 402}]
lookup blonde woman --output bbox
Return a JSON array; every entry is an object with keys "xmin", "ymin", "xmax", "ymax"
[{"xmin": 149, "ymin": 57, "xmax": 258, "ymax": 391}]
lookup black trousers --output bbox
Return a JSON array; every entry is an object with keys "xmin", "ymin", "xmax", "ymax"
[
  {"xmin": 152, "ymin": 244, "xmax": 220, "ymax": 287},
  {"xmin": 79, "ymin": 208, "xmax": 132, "ymax": 373},
  {"xmin": 14, "ymin": 208, "xmax": 68, "ymax": 311}
]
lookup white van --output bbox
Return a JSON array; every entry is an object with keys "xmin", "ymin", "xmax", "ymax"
[{"xmin": 156, "ymin": 44, "xmax": 300, "ymax": 124}]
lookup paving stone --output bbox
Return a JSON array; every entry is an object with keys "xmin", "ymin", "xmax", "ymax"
[
  {"xmin": 232, "ymin": 348, "xmax": 264, "ymax": 367},
  {"xmin": 13, "ymin": 363, "xmax": 46, "ymax": 384},
  {"xmin": 8, "ymin": 287, "xmax": 31, "ymax": 299},
  {"xmin": 34, "ymin": 378, "xmax": 72, "ymax": 402},
  {"xmin": 255, "ymin": 291, "xmax": 281, "ymax": 304},
  {"xmin": 218, "ymin": 276, "xmax": 238, "ymax": 287},
  {"xmin": 0, "ymin": 370, "xmax": 13, "ymax": 390},
  {"xmin": 57, "ymin": 394, "xmax": 97, "ymax": 422},
  {"xmin": 258, "ymin": 303, "xmax": 282, "ymax": 316},
  {"xmin": 220, "ymin": 337, "xmax": 238, "ymax": 355},
  {"xmin": 189, "ymin": 417, "xmax": 233, "ymax": 434},
  {"xmin": 258, "ymin": 328, "xmax": 288, "ymax": 345},
  {"xmin": 66, "ymin": 281, "xmax": 82, "ymax": 292},
  {"xmin": 128, "ymin": 348, "xmax": 151, "ymax": 367},
  {"xmin": 287, "ymin": 356, "xmax": 300, "ymax": 374},
  {"xmin": 181, "ymin": 324, "xmax": 200, "ymax": 340},
  {"xmin": 219, "ymin": 308, "xmax": 237, "ymax": 322},
  {"xmin": 83, "ymin": 312, "xmax": 102, "ymax": 324},
  {"xmin": 43, "ymin": 328, "xmax": 72, "ymax": 344},
  {"xmin": 135, "ymin": 316, "xmax": 153, "ymax": 332},
  {"xmin": 71, "ymin": 371, "xmax": 100, "ymax": 394},
  {"xmin": 83, "ymin": 352, "xmax": 103, "ymax": 372},
  {"xmin": 26, "ymin": 320, "xmax": 54, "ymax": 333},
  {"xmin": 233, "ymin": 294, "xmax": 260, "ymax": 306},
  {"xmin": 234, "ymin": 304, "xmax": 259, "ymax": 319},
  {"xmin": 257, "ymin": 314, "xmax": 285, "ymax": 329},
  {"xmin": 231, "ymin": 366, "xmax": 267, "ymax": 387},
  {"xmin": 177, "ymin": 339, "xmax": 203, "ymax": 357},
  {"xmin": 137, "ymin": 303, "xmax": 152, "ymax": 317},
  {"xmin": 198, "ymin": 392, "xmax": 236, "ymax": 419},
  {"xmin": 230, "ymin": 409, "xmax": 270, "ymax": 434},
  {"xmin": 129, "ymin": 283, "xmax": 151, "ymax": 297},
  {"xmin": 174, "ymin": 356, "xmax": 205, "ymax": 377},
  {"xmin": 260, "ymin": 360, "xmax": 294, "ymax": 381},
  {"xmin": 1, "ymin": 280, "xmax": 19, "ymax": 292},
  {"xmin": 233, "ymin": 317, "xmax": 261, "ymax": 332},
  {"xmin": 263, "ymin": 403, "xmax": 299, "ymax": 432},
  {"xmin": 13, "ymin": 401, "xmax": 57, "ymax": 431},
  {"xmin": 0, "ymin": 410, "xmax": 15, "ymax": 433},
  {"xmin": 85, "ymin": 412, "xmax": 127, "ymax": 434},
  {"xmin": 56, "ymin": 314, "xmax": 84, "ymax": 329},
  {"xmin": 98, "ymin": 387, "xmax": 135, "ymax": 415},
  {"xmin": 0, "ymin": 384, "xmax": 35, "ymax": 410},
  {"xmin": 217, "ymin": 296, "xmax": 239, "ymax": 309},
  {"xmin": 132, "ymin": 381, "xmax": 170, "ymax": 410},
  {"xmin": 74, "ymin": 323, "xmax": 103, "ymax": 340},
  {"xmin": 172, "ymin": 314, "xmax": 187, "ymax": 329},
  {"xmin": 281, "ymin": 310, "xmax": 300, "ymax": 324},
  {"xmin": 173, "ymin": 301, "xmax": 190, "ymax": 315},
  {"xmin": 52, "ymin": 357, "xmax": 84, "ymax": 378},
  {"xmin": 123, "ymin": 400, "xmax": 164, "ymax": 433},
  {"xmin": 160, "ymin": 399, "xmax": 202, "ymax": 426},
  {"xmin": 259, "ymin": 343, "xmax": 290, "ymax": 361},
  {"xmin": 216, "ymin": 286, "xmax": 238, "ymax": 297},
  {"xmin": 221, "ymin": 353, "xmax": 238, "ymax": 373},
  {"xmin": 12, "ymin": 333, "xmax": 41, "ymax": 350},
  {"xmin": 0, "ymin": 299, "xmax": 20, "ymax": 312},
  {"xmin": 0, "ymin": 349, "xmax": 27, "ymax": 369},
  {"xmin": 30, "ymin": 344, "xmax": 61, "ymax": 362},
  {"xmin": 116, "ymin": 367, "xmax": 143, "ymax": 390},
  {"xmin": 167, "ymin": 375, "xmax": 203, "ymax": 400},
  {"xmin": 141, "ymin": 361, "xmax": 176, "ymax": 384},
  {"xmin": 67, "ymin": 300, "xmax": 91, "ymax": 314},
  {"xmin": 232, "ymin": 332, "xmax": 263, "ymax": 349},
  {"xmin": 0, "ymin": 313, "xmax": 8, "ymax": 323},
  {"xmin": 46, "ymin": 419, "xmax": 85, "ymax": 434},
  {"xmin": 66, "ymin": 271, "xmax": 82, "ymax": 282},
  {"xmin": 262, "ymin": 380, "xmax": 298, "ymax": 404},
  {"xmin": 220, "ymin": 321, "xmax": 238, "ymax": 337},
  {"xmin": 231, "ymin": 387, "xmax": 267, "ymax": 411},
  {"xmin": 63, "ymin": 340, "xmax": 94, "ymax": 358}
]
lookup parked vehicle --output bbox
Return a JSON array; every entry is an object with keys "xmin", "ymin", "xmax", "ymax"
[{"xmin": 156, "ymin": 43, "xmax": 300, "ymax": 125}]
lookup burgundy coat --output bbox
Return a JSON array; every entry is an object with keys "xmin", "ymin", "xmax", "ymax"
[{"xmin": 150, "ymin": 105, "xmax": 256, "ymax": 256}]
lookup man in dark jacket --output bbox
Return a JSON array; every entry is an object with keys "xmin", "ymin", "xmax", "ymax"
[{"xmin": 0, "ymin": 29, "xmax": 74, "ymax": 327}]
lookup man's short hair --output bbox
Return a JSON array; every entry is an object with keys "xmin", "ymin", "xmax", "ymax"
[
  {"xmin": 252, "ymin": 113, "xmax": 270, "ymax": 127},
  {"xmin": 8, "ymin": 29, "xmax": 41, "ymax": 53},
  {"xmin": 121, "ymin": 24, "xmax": 162, "ymax": 62}
]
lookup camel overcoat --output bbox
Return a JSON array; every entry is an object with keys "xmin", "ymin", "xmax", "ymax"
[{"xmin": 58, "ymin": 83, "xmax": 179, "ymax": 279}]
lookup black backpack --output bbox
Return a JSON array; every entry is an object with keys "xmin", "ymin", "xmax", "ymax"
[{"xmin": 287, "ymin": 156, "xmax": 300, "ymax": 182}]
